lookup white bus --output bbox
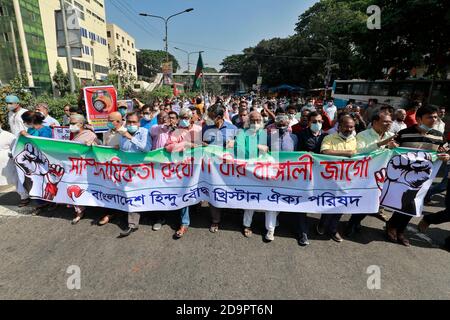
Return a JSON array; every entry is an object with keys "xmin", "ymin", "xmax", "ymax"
[{"xmin": 331, "ymin": 79, "xmax": 450, "ymax": 109}]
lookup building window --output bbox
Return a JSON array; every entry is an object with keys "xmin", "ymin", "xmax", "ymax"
[
  {"xmin": 117, "ymin": 46, "xmax": 121, "ymax": 57},
  {"xmin": 116, "ymin": 33, "xmax": 119, "ymax": 40},
  {"xmin": 122, "ymin": 36, "xmax": 125, "ymax": 43},
  {"xmin": 0, "ymin": 6, "xmax": 7, "ymax": 16},
  {"xmin": 127, "ymin": 40, "xmax": 130, "ymax": 46},
  {"xmin": 94, "ymin": 0, "xmax": 104, "ymax": 8},
  {"xmin": 74, "ymin": 1, "xmax": 84, "ymax": 11},
  {"xmin": 2, "ymin": 32, "xmax": 10, "ymax": 42},
  {"xmin": 107, "ymin": 31, "xmax": 111, "ymax": 38},
  {"xmin": 95, "ymin": 64, "xmax": 109, "ymax": 74},
  {"xmin": 131, "ymin": 43, "xmax": 134, "ymax": 48}
]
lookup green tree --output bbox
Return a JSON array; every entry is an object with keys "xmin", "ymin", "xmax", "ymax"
[
  {"xmin": 53, "ymin": 61, "xmax": 70, "ymax": 97},
  {"xmin": 137, "ymin": 49, "xmax": 180, "ymax": 78}
]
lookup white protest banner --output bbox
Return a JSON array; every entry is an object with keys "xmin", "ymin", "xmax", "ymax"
[{"xmin": 13, "ymin": 136, "xmax": 440, "ymax": 216}]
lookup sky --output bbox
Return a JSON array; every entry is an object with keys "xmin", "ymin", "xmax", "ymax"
[{"xmin": 105, "ymin": 0, "xmax": 319, "ymax": 72}]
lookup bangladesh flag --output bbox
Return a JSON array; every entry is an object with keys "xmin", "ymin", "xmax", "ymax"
[{"xmin": 192, "ymin": 52, "xmax": 204, "ymax": 91}]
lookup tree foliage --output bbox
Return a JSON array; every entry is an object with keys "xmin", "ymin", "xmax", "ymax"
[
  {"xmin": 137, "ymin": 49, "xmax": 180, "ymax": 78},
  {"xmin": 221, "ymin": 0, "xmax": 450, "ymax": 88}
]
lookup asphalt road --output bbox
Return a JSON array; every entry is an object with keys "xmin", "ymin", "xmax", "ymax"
[{"xmin": 0, "ymin": 184, "xmax": 449, "ymax": 300}]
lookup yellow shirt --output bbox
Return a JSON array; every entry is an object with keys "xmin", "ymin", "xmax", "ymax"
[{"xmin": 320, "ymin": 133, "xmax": 357, "ymax": 152}]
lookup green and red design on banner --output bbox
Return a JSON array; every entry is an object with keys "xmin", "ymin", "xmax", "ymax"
[
  {"xmin": 83, "ymin": 85, "xmax": 117, "ymax": 133},
  {"xmin": 12, "ymin": 136, "xmax": 442, "ymax": 216},
  {"xmin": 192, "ymin": 52, "xmax": 204, "ymax": 91}
]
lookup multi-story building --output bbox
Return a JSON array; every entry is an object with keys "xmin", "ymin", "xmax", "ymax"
[
  {"xmin": 0, "ymin": 0, "xmax": 52, "ymax": 94},
  {"xmin": 106, "ymin": 23, "xmax": 137, "ymax": 80},
  {"xmin": 0, "ymin": 0, "xmax": 111, "ymax": 94},
  {"xmin": 40, "ymin": 0, "xmax": 110, "ymax": 84}
]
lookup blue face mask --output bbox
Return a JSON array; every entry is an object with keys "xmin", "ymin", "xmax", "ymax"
[
  {"xmin": 310, "ymin": 122, "xmax": 323, "ymax": 133},
  {"xmin": 127, "ymin": 125, "xmax": 138, "ymax": 134},
  {"xmin": 107, "ymin": 122, "xmax": 115, "ymax": 130},
  {"xmin": 419, "ymin": 124, "xmax": 432, "ymax": 133},
  {"xmin": 179, "ymin": 119, "xmax": 190, "ymax": 128},
  {"xmin": 119, "ymin": 108, "xmax": 127, "ymax": 117}
]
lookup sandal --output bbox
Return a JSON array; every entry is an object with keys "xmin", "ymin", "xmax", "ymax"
[
  {"xmin": 209, "ymin": 223, "xmax": 219, "ymax": 233},
  {"xmin": 18, "ymin": 198, "xmax": 30, "ymax": 208},
  {"xmin": 243, "ymin": 227, "xmax": 252, "ymax": 238},
  {"xmin": 71, "ymin": 210, "xmax": 85, "ymax": 225},
  {"xmin": 175, "ymin": 226, "xmax": 188, "ymax": 238}
]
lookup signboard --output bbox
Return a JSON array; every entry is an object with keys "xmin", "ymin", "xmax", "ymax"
[
  {"xmin": 52, "ymin": 126, "xmax": 71, "ymax": 140},
  {"xmin": 83, "ymin": 86, "xmax": 117, "ymax": 132},
  {"xmin": 162, "ymin": 61, "xmax": 173, "ymax": 85}
]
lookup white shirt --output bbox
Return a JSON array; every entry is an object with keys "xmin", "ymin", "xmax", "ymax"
[
  {"xmin": 433, "ymin": 119, "xmax": 445, "ymax": 133},
  {"xmin": 8, "ymin": 108, "xmax": 27, "ymax": 136},
  {"xmin": 43, "ymin": 115, "xmax": 60, "ymax": 127},
  {"xmin": 390, "ymin": 121, "xmax": 407, "ymax": 135},
  {"xmin": 0, "ymin": 129, "xmax": 17, "ymax": 186},
  {"xmin": 324, "ymin": 104, "xmax": 337, "ymax": 121}
]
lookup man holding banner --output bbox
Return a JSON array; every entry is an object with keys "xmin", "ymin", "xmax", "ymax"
[
  {"xmin": 118, "ymin": 112, "xmax": 152, "ymax": 237},
  {"xmin": 319, "ymin": 115, "xmax": 358, "ymax": 243},
  {"xmin": 386, "ymin": 106, "xmax": 449, "ymax": 246}
]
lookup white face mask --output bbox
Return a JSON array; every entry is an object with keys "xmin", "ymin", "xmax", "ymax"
[
  {"xmin": 205, "ymin": 118, "xmax": 215, "ymax": 126},
  {"xmin": 7, "ymin": 105, "xmax": 17, "ymax": 112},
  {"xmin": 25, "ymin": 123, "xmax": 33, "ymax": 129},
  {"xmin": 144, "ymin": 115, "xmax": 152, "ymax": 121},
  {"xmin": 70, "ymin": 124, "xmax": 80, "ymax": 133},
  {"xmin": 249, "ymin": 123, "xmax": 264, "ymax": 132}
]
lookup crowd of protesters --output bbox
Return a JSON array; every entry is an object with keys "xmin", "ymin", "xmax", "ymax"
[{"xmin": 1, "ymin": 93, "xmax": 449, "ymax": 250}]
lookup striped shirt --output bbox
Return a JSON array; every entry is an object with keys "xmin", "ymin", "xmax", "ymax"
[{"xmin": 395, "ymin": 125, "xmax": 444, "ymax": 151}]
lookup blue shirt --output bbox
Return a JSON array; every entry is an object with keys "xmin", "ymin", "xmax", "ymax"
[
  {"xmin": 27, "ymin": 126, "xmax": 53, "ymax": 138},
  {"xmin": 140, "ymin": 117, "xmax": 158, "ymax": 130},
  {"xmin": 119, "ymin": 127, "xmax": 152, "ymax": 152},
  {"xmin": 202, "ymin": 121, "xmax": 238, "ymax": 147}
]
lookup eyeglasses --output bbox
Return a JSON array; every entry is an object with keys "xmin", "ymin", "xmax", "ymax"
[{"xmin": 143, "ymin": 112, "xmax": 151, "ymax": 115}]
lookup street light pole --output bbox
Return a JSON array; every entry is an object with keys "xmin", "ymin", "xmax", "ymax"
[
  {"xmin": 318, "ymin": 43, "xmax": 332, "ymax": 100},
  {"xmin": 139, "ymin": 8, "xmax": 194, "ymax": 62}
]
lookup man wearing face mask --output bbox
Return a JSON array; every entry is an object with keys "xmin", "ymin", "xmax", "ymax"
[
  {"xmin": 318, "ymin": 116, "xmax": 358, "ymax": 243},
  {"xmin": 165, "ymin": 108, "xmax": 202, "ymax": 238},
  {"xmin": 324, "ymin": 99, "xmax": 338, "ymax": 123},
  {"xmin": 268, "ymin": 115, "xmax": 298, "ymax": 152},
  {"xmin": 140, "ymin": 105, "xmax": 158, "ymax": 130},
  {"xmin": 5, "ymin": 95, "xmax": 31, "ymax": 207},
  {"xmin": 117, "ymin": 102, "xmax": 128, "ymax": 120},
  {"xmin": 202, "ymin": 104, "xmax": 238, "ymax": 233},
  {"xmin": 35, "ymin": 103, "xmax": 60, "ymax": 127},
  {"xmin": 286, "ymin": 105, "xmax": 299, "ymax": 128},
  {"xmin": 103, "ymin": 112, "xmax": 125, "ymax": 149},
  {"xmin": 97, "ymin": 112, "xmax": 127, "ymax": 226},
  {"xmin": 386, "ymin": 105, "xmax": 449, "ymax": 246},
  {"xmin": 117, "ymin": 112, "xmax": 152, "ymax": 237},
  {"xmin": 295, "ymin": 112, "xmax": 329, "ymax": 246},
  {"xmin": 150, "ymin": 111, "xmax": 170, "ymax": 151},
  {"xmin": 6, "ymin": 95, "xmax": 28, "ymax": 137},
  {"xmin": 231, "ymin": 111, "xmax": 278, "ymax": 241}
]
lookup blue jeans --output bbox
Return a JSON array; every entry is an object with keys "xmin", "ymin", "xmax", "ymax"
[
  {"xmin": 180, "ymin": 207, "xmax": 190, "ymax": 226},
  {"xmin": 425, "ymin": 163, "xmax": 449, "ymax": 201}
]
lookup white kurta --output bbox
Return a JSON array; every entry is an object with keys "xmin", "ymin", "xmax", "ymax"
[{"xmin": 0, "ymin": 129, "xmax": 18, "ymax": 186}]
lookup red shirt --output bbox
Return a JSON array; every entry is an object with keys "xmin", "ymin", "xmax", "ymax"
[{"xmin": 405, "ymin": 110, "xmax": 417, "ymax": 127}]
